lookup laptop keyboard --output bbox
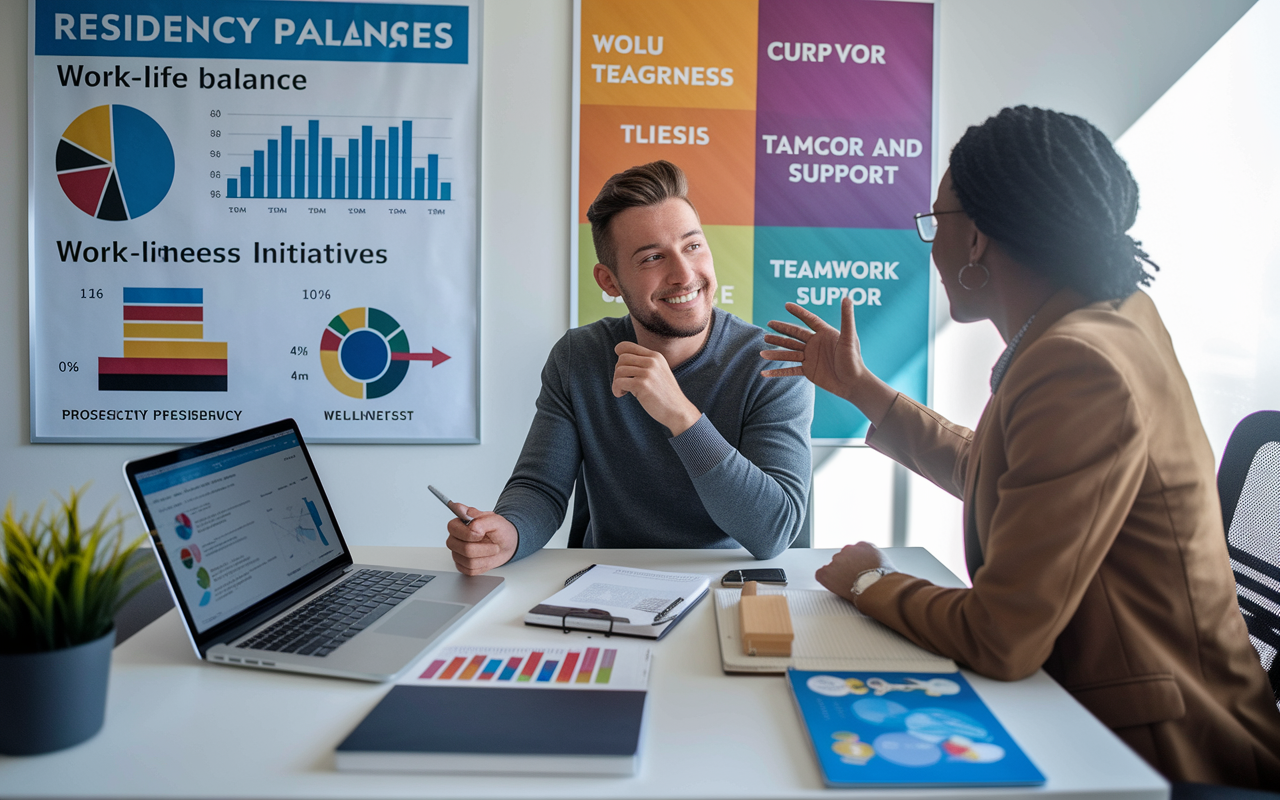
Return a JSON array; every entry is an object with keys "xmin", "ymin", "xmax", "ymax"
[{"xmin": 237, "ymin": 570, "xmax": 433, "ymax": 657}]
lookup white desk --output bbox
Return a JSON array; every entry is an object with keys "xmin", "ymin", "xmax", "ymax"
[{"xmin": 0, "ymin": 547, "xmax": 1168, "ymax": 799}]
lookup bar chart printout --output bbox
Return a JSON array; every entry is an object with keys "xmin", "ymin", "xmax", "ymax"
[
  {"xmin": 402, "ymin": 646, "xmax": 651, "ymax": 690},
  {"xmin": 226, "ymin": 119, "xmax": 454, "ymax": 202}
]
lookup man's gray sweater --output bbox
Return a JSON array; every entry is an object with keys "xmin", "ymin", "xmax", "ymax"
[{"xmin": 496, "ymin": 308, "xmax": 814, "ymax": 561}]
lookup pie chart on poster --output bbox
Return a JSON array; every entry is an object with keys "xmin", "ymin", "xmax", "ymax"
[{"xmin": 56, "ymin": 105, "xmax": 175, "ymax": 220}]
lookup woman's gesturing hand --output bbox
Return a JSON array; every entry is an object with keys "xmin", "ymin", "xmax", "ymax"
[
  {"xmin": 759, "ymin": 296, "xmax": 896, "ymax": 427},
  {"xmin": 761, "ymin": 296, "xmax": 866, "ymax": 400}
]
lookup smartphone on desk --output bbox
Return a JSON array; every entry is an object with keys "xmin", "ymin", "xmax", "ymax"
[{"xmin": 721, "ymin": 568, "xmax": 787, "ymax": 586}]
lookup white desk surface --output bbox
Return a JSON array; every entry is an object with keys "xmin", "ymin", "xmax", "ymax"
[{"xmin": 0, "ymin": 546, "xmax": 1168, "ymax": 799}]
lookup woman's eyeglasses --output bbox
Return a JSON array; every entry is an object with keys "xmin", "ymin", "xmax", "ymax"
[{"xmin": 913, "ymin": 210, "xmax": 966, "ymax": 242}]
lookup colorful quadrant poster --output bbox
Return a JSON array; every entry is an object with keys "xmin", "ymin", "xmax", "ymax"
[
  {"xmin": 573, "ymin": 0, "xmax": 936, "ymax": 441},
  {"xmin": 29, "ymin": 0, "xmax": 479, "ymax": 442}
]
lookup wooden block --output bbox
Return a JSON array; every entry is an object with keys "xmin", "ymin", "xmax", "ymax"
[{"xmin": 739, "ymin": 582, "xmax": 794, "ymax": 657}]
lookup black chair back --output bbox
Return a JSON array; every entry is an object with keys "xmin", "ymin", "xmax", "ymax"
[{"xmin": 1218, "ymin": 410, "xmax": 1280, "ymax": 705}]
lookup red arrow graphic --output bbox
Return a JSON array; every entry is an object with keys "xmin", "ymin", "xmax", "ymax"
[{"xmin": 392, "ymin": 348, "xmax": 451, "ymax": 367}]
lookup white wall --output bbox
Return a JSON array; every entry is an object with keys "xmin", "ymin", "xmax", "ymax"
[
  {"xmin": 0, "ymin": 1, "xmax": 1257, "ymax": 575},
  {"xmin": 1118, "ymin": 0, "xmax": 1280, "ymax": 464}
]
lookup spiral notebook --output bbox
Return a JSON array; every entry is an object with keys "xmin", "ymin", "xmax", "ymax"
[{"xmin": 525, "ymin": 564, "xmax": 711, "ymax": 639}]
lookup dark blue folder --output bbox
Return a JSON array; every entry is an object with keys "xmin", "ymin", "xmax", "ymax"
[{"xmin": 336, "ymin": 685, "xmax": 647, "ymax": 775}]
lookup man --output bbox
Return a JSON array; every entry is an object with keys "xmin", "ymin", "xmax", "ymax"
[{"xmin": 446, "ymin": 160, "xmax": 813, "ymax": 575}]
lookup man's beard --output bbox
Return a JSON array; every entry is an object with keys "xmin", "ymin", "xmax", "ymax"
[{"xmin": 622, "ymin": 282, "xmax": 712, "ymax": 339}]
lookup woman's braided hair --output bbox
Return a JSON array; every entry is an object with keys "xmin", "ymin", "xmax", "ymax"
[{"xmin": 948, "ymin": 106, "xmax": 1158, "ymax": 301}]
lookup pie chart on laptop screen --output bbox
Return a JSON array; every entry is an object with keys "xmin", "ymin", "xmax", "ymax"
[{"xmin": 56, "ymin": 104, "xmax": 175, "ymax": 221}]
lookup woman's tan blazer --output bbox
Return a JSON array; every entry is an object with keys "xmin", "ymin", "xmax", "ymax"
[{"xmin": 860, "ymin": 287, "xmax": 1280, "ymax": 787}]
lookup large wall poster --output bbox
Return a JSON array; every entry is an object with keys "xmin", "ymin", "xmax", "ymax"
[
  {"xmin": 29, "ymin": 0, "xmax": 480, "ymax": 443},
  {"xmin": 572, "ymin": 0, "xmax": 936, "ymax": 442}
]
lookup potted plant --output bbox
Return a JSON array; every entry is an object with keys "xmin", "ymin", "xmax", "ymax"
[{"xmin": 0, "ymin": 486, "xmax": 157, "ymax": 755}]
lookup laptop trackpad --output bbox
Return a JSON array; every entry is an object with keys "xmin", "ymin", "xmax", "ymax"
[{"xmin": 376, "ymin": 600, "xmax": 467, "ymax": 639}]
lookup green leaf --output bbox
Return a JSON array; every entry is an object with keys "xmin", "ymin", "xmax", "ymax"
[{"xmin": 0, "ymin": 486, "xmax": 150, "ymax": 654}]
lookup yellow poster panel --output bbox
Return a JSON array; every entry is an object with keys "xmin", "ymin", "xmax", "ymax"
[{"xmin": 580, "ymin": 0, "xmax": 758, "ymax": 110}]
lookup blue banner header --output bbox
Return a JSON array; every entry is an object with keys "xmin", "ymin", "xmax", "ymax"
[
  {"xmin": 35, "ymin": 0, "xmax": 469, "ymax": 64},
  {"xmin": 137, "ymin": 431, "xmax": 301, "ymax": 495}
]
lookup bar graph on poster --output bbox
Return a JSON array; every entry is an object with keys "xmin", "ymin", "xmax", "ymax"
[
  {"xmin": 29, "ymin": 0, "xmax": 480, "ymax": 443},
  {"xmin": 572, "ymin": 0, "xmax": 937, "ymax": 442}
]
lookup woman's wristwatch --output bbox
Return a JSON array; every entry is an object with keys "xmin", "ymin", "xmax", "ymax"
[{"xmin": 852, "ymin": 567, "xmax": 889, "ymax": 596}]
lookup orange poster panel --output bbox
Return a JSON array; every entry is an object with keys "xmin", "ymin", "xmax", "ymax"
[
  {"xmin": 581, "ymin": 0, "xmax": 758, "ymax": 110},
  {"xmin": 579, "ymin": 105, "xmax": 755, "ymax": 226}
]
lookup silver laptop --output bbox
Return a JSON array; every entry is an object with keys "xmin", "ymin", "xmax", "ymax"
[{"xmin": 123, "ymin": 418, "xmax": 502, "ymax": 681}]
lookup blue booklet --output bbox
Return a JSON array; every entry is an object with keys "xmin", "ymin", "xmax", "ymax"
[{"xmin": 787, "ymin": 669, "xmax": 1045, "ymax": 787}]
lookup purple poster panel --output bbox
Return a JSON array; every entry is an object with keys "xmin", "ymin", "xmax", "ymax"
[
  {"xmin": 752, "ymin": 0, "xmax": 934, "ymax": 440},
  {"xmin": 754, "ymin": 0, "xmax": 932, "ymax": 229}
]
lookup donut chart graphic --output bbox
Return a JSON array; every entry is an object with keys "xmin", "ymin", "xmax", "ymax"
[
  {"xmin": 56, "ymin": 105, "xmax": 175, "ymax": 220},
  {"xmin": 320, "ymin": 307, "xmax": 450, "ymax": 399},
  {"xmin": 174, "ymin": 513, "xmax": 193, "ymax": 540}
]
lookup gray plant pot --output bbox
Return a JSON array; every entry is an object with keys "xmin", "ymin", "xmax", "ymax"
[{"xmin": 0, "ymin": 627, "xmax": 115, "ymax": 755}]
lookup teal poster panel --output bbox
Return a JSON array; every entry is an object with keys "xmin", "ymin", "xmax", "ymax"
[{"xmin": 753, "ymin": 227, "xmax": 931, "ymax": 441}]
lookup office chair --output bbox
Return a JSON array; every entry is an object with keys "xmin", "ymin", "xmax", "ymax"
[
  {"xmin": 1217, "ymin": 410, "xmax": 1280, "ymax": 705},
  {"xmin": 1169, "ymin": 413, "xmax": 1280, "ymax": 800}
]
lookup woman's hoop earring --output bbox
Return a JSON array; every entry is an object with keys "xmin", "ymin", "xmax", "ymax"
[{"xmin": 958, "ymin": 262, "xmax": 989, "ymax": 291}]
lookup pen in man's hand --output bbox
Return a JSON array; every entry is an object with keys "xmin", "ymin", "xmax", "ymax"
[
  {"xmin": 653, "ymin": 597, "xmax": 685, "ymax": 623},
  {"xmin": 429, "ymin": 484, "xmax": 474, "ymax": 524}
]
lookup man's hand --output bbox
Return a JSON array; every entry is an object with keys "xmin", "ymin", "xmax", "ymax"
[
  {"xmin": 445, "ymin": 505, "xmax": 517, "ymax": 576},
  {"xmin": 612, "ymin": 341, "xmax": 702, "ymax": 436},
  {"xmin": 815, "ymin": 542, "xmax": 898, "ymax": 602}
]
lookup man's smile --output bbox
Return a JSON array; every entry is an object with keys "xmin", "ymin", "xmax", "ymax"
[{"xmin": 662, "ymin": 288, "xmax": 701, "ymax": 305}]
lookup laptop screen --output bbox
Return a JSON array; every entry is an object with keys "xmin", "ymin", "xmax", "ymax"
[{"xmin": 134, "ymin": 428, "xmax": 346, "ymax": 633}]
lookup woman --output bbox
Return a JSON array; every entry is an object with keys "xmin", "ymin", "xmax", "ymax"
[{"xmin": 761, "ymin": 106, "xmax": 1280, "ymax": 787}]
